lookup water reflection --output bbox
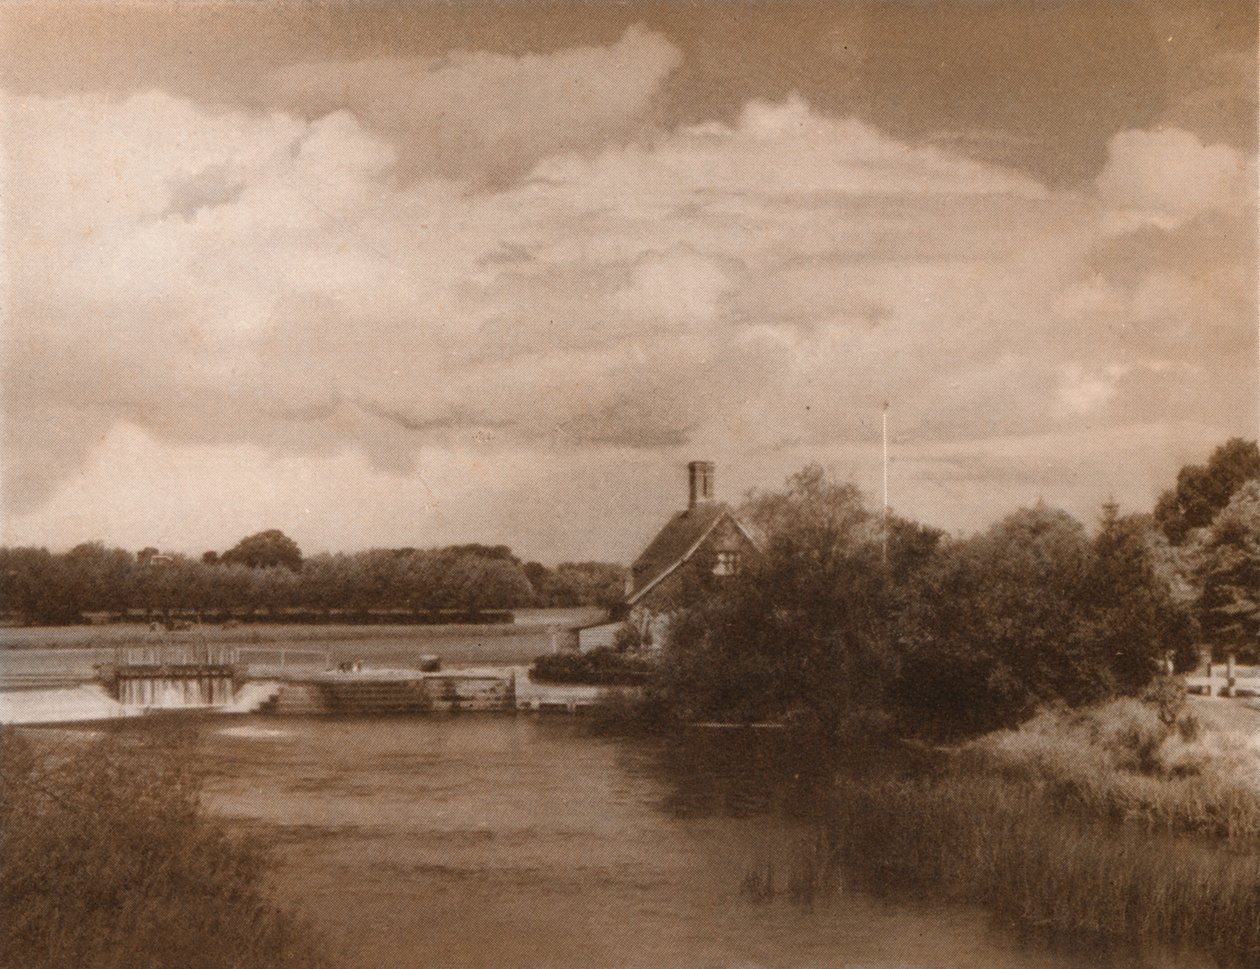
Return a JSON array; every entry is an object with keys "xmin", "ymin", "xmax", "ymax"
[
  {"xmin": 642, "ymin": 729, "xmax": 834, "ymax": 821},
  {"xmin": 40, "ymin": 716, "xmax": 1220, "ymax": 969}
]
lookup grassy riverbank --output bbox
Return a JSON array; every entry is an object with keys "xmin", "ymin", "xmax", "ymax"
[
  {"xmin": 832, "ymin": 696, "xmax": 1260, "ymax": 967},
  {"xmin": 0, "ymin": 610, "xmax": 597, "ymax": 650},
  {"xmin": 0, "ymin": 728, "xmax": 332, "ymax": 969},
  {"xmin": 0, "ymin": 617, "xmax": 594, "ymax": 684}
]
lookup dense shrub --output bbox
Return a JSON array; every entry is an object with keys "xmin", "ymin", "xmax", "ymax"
[
  {"xmin": 531, "ymin": 647, "xmax": 656, "ymax": 685},
  {"xmin": 891, "ymin": 504, "xmax": 1195, "ymax": 737},
  {"xmin": 657, "ymin": 466, "xmax": 1194, "ymax": 739},
  {"xmin": 0, "ymin": 729, "xmax": 331, "ymax": 969},
  {"xmin": 967, "ymin": 694, "xmax": 1260, "ymax": 839},
  {"xmin": 660, "ymin": 468, "xmax": 912, "ymax": 733}
]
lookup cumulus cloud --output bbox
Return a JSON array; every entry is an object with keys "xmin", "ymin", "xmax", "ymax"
[
  {"xmin": 268, "ymin": 25, "xmax": 682, "ymax": 183},
  {"xmin": 2, "ymin": 64, "xmax": 1255, "ymax": 552},
  {"xmin": 1095, "ymin": 128, "xmax": 1250, "ymax": 230}
]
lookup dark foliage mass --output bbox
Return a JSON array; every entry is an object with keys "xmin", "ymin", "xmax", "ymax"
[
  {"xmin": 531, "ymin": 647, "xmax": 656, "ymax": 685},
  {"xmin": 891, "ymin": 503, "xmax": 1198, "ymax": 736},
  {"xmin": 1196, "ymin": 480, "xmax": 1260, "ymax": 658},
  {"xmin": 0, "ymin": 533, "xmax": 626, "ymax": 626},
  {"xmin": 1155, "ymin": 438, "xmax": 1259, "ymax": 544},
  {"xmin": 221, "ymin": 529, "xmax": 304, "ymax": 571},
  {"xmin": 0, "ymin": 730, "xmax": 331, "ymax": 969},
  {"xmin": 523, "ymin": 561, "xmax": 628, "ymax": 610},
  {"xmin": 660, "ymin": 470, "xmax": 909, "ymax": 733},
  {"xmin": 655, "ymin": 458, "xmax": 1214, "ymax": 740}
]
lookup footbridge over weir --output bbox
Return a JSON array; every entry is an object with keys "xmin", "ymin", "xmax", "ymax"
[
  {"xmin": 1, "ymin": 646, "xmax": 618, "ymax": 723},
  {"xmin": 96, "ymin": 647, "xmax": 506, "ymax": 713},
  {"xmin": 98, "ymin": 647, "xmax": 243, "ymax": 709}
]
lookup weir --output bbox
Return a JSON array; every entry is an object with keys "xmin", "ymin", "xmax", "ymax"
[
  {"xmin": 2, "ymin": 647, "xmax": 623, "ymax": 724},
  {"xmin": 99, "ymin": 647, "xmax": 241, "ymax": 709},
  {"xmin": 115, "ymin": 671, "xmax": 236, "ymax": 708}
]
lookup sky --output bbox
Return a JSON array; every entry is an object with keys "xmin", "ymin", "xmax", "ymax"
[{"xmin": 2, "ymin": 0, "xmax": 1257, "ymax": 564}]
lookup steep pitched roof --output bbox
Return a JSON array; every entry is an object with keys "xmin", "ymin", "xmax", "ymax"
[{"xmin": 628, "ymin": 502, "xmax": 757, "ymax": 606}]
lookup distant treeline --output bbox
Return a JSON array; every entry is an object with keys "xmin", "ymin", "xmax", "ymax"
[{"xmin": 0, "ymin": 532, "xmax": 627, "ymax": 626}]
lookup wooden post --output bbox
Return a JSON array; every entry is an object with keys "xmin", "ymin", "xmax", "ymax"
[{"xmin": 1227, "ymin": 652, "xmax": 1237, "ymax": 698}]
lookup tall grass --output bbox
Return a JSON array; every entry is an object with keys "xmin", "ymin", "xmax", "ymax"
[
  {"xmin": 833, "ymin": 770, "xmax": 1260, "ymax": 967},
  {"xmin": 828, "ymin": 695, "xmax": 1260, "ymax": 967},
  {"xmin": 0, "ymin": 728, "xmax": 333, "ymax": 969},
  {"xmin": 740, "ymin": 832, "xmax": 839, "ymax": 906},
  {"xmin": 970, "ymin": 697, "xmax": 1260, "ymax": 839}
]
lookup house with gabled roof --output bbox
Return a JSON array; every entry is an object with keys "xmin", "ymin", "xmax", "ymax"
[
  {"xmin": 575, "ymin": 461, "xmax": 760, "ymax": 652},
  {"xmin": 620, "ymin": 461, "xmax": 759, "ymax": 649}
]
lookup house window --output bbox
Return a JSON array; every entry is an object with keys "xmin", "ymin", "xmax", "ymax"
[{"xmin": 713, "ymin": 551, "xmax": 741, "ymax": 576}]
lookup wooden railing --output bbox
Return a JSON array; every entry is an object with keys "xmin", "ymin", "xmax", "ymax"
[{"xmin": 1185, "ymin": 656, "xmax": 1260, "ymax": 698}]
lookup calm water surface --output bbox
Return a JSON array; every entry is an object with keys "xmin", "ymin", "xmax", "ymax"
[{"xmin": 116, "ymin": 717, "xmax": 1223, "ymax": 968}]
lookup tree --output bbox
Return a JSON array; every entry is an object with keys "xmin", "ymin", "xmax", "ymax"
[
  {"xmin": 530, "ymin": 561, "xmax": 629, "ymax": 608},
  {"xmin": 1155, "ymin": 438, "xmax": 1260, "ymax": 543},
  {"xmin": 662, "ymin": 466, "xmax": 897, "ymax": 735},
  {"xmin": 63, "ymin": 542, "xmax": 134, "ymax": 618},
  {"xmin": 1086, "ymin": 504, "xmax": 1197, "ymax": 684},
  {"xmin": 439, "ymin": 543, "xmax": 518, "ymax": 562},
  {"xmin": 445, "ymin": 554, "xmax": 535, "ymax": 616},
  {"xmin": 893, "ymin": 505, "xmax": 1102, "ymax": 736},
  {"xmin": 125, "ymin": 554, "xmax": 190, "ymax": 621},
  {"xmin": 253, "ymin": 567, "xmax": 300, "ymax": 619},
  {"xmin": 522, "ymin": 562, "xmax": 551, "ymax": 606},
  {"xmin": 210, "ymin": 564, "xmax": 255, "ymax": 617},
  {"xmin": 0, "ymin": 548, "xmax": 80, "ymax": 625},
  {"xmin": 894, "ymin": 502, "xmax": 1197, "ymax": 737},
  {"xmin": 397, "ymin": 551, "xmax": 443, "ymax": 615},
  {"xmin": 1197, "ymin": 480, "xmax": 1260, "ymax": 660},
  {"xmin": 298, "ymin": 553, "xmax": 360, "ymax": 619},
  {"xmin": 221, "ymin": 530, "xmax": 303, "ymax": 571},
  {"xmin": 356, "ymin": 549, "xmax": 407, "ymax": 611}
]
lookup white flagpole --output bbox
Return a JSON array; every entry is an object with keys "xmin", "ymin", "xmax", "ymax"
[{"xmin": 882, "ymin": 402, "xmax": 889, "ymax": 565}]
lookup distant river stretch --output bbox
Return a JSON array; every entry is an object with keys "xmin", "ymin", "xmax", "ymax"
[{"xmin": 96, "ymin": 717, "xmax": 1217, "ymax": 969}]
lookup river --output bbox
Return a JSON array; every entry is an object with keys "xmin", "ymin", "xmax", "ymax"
[{"xmin": 57, "ymin": 714, "xmax": 1202, "ymax": 969}]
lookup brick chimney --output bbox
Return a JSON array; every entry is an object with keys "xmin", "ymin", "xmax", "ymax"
[{"xmin": 688, "ymin": 461, "xmax": 715, "ymax": 509}]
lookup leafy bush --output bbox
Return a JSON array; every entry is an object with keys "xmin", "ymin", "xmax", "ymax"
[
  {"xmin": 531, "ymin": 647, "xmax": 655, "ymax": 685},
  {"xmin": 967, "ymin": 695, "xmax": 1260, "ymax": 839},
  {"xmin": 892, "ymin": 504, "xmax": 1195, "ymax": 737},
  {"xmin": 656, "ymin": 466, "xmax": 1196, "ymax": 740},
  {"xmin": 0, "ymin": 729, "xmax": 331, "ymax": 969},
  {"xmin": 661, "ymin": 468, "xmax": 909, "ymax": 731}
]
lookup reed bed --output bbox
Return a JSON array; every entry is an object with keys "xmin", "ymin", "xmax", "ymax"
[
  {"xmin": 834, "ymin": 770, "xmax": 1260, "ymax": 966},
  {"xmin": 969, "ymin": 698, "xmax": 1260, "ymax": 839},
  {"xmin": 830, "ymin": 696, "xmax": 1260, "ymax": 967},
  {"xmin": 0, "ymin": 729, "xmax": 332, "ymax": 969}
]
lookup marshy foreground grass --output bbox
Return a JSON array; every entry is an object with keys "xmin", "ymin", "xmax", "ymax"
[
  {"xmin": 830, "ymin": 696, "xmax": 1260, "ymax": 967},
  {"xmin": 971, "ymin": 696, "xmax": 1260, "ymax": 838},
  {"xmin": 0, "ymin": 728, "xmax": 332, "ymax": 969}
]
